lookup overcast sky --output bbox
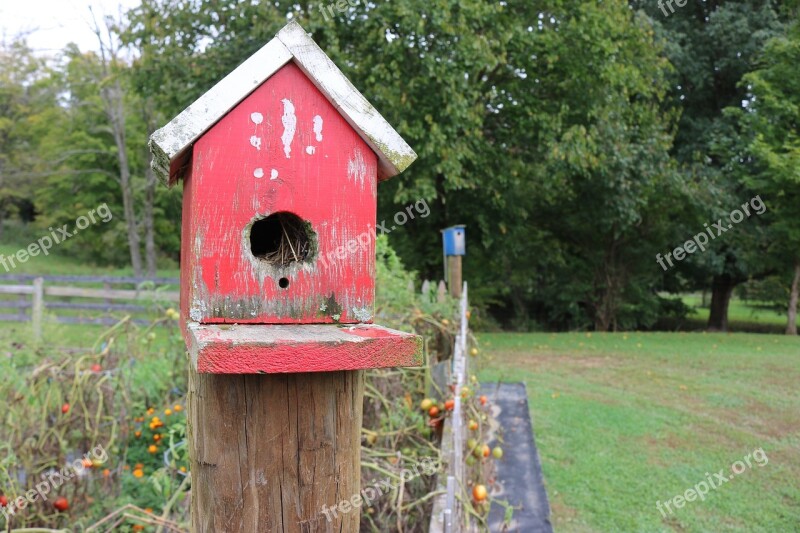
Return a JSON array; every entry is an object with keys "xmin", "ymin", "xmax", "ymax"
[{"xmin": 0, "ymin": 0, "xmax": 141, "ymax": 54}]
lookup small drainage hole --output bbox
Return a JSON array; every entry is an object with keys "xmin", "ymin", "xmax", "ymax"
[{"xmin": 278, "ymin": 277, "xmax": 290, "ymax": 289}]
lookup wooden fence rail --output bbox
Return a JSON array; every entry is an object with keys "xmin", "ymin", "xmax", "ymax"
[
  {"xmin": 0, "ymin": 275, "xmax": 179, "ymax": 337},
  {"xmin": 430, "ymin": 282, "xmax": 469, "ymax": 532}
]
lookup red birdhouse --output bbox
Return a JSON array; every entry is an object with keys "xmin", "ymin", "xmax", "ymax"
[{"xmin": 150, "ymin": 21, "xmax": 422, "ymax": 374}]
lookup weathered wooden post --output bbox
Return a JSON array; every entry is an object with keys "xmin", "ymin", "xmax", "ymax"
[
  {"xmin": 31, "ymin": 276, "xmax": 44, "ymax": 341},
  {"xmin": 149, "ymin": 21, "xmax": 422, "ymax": 532},
  {"xmin": 442, "ymin": 226, "xmax": 466, "ymax": 298}
]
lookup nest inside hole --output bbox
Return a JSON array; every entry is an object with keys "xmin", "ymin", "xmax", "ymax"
[{"xmin": 249, "ymin": 212, "xmax": 313, "ymax": 267}]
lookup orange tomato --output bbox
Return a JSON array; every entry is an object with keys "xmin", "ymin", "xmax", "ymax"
[
  {"xmin": 53, "ymin": 496, "xmax": 69, "ymax": 512},
  {"xmin": 472, "ymin": 484, "xmax": 487, "ymax": 502}
]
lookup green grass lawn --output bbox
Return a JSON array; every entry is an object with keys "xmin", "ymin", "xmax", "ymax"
[
  {"xmin": 476, "ymin": 331, "xmax": 800, "ymax": 532},
  {"xmin": 669, "ymin": 293, "xmax": 798, "ymax": 335},
  {"xmin": 0, "ymin": 243, "xmax": 179, "ymax": 278},
  {"xmin": 681, "ymin": 293, "xmax": 795, "ymax": 329}
]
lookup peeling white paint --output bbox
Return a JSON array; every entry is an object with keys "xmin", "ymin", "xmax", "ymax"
[
  {"xmin": 306, "ymin": 146, "xmax": 316, "ymax": 155},
  {"xmin": 270, "ymin": 169, "xmax": 279, "ymax": 180},
  {"xmin": 352, "ymin": 306, "xmax": 372, "ymax": 323},
  {"xmin": 250, "ymin": 135, "xmax": 262, "ymax": 150},
  {"xmin": 250, "ymin": 112, "xmax": 263, "ymax": 125},
  {"xmin": 281, "ymin": 98, "xmax": 296, "ymax": 158},
  {"xmin": 347, "ymin": 148, "xmax": 367, "ymax": 190},
  {"xmin": 254, "ymin": 168, "xmax": 264, "ymax": 178},
  {"xmin": 277, "ymin": 21, "xmax": 417, "ymax": 178},
  {"xmin": 149, "ymin": 21, "xmax": 418, "ymax": 188},
  {"xmin": 313, "ymin": 115, "xmax": 323, "ymax": 142}
]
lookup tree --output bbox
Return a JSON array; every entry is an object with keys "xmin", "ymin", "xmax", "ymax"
[
  {"xmin": 732, "ymin": 19, "xmax": 800, "ymax": 334},
  {"xmin": 91, "ymin": 12, "xmax": 143, "ymax": 276},
  {"xmin": 522, "ymin": 2, "xmax": 683, "ymax": 330},
  {"xmin": 0, "ymin": 39, "xmax": 58, "ymax": 235},
  {"xmin": 123, "ymin": 0, "xmax": 687, "ymax": 330},
  {"xmin": 631, "ymin": 0, "xmax": 784, "ymax": 330}
]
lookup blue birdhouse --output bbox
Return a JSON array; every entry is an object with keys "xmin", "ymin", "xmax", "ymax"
[{"xmin": 442, "ymin": 225, "xmax": 466, "ymax": 256}]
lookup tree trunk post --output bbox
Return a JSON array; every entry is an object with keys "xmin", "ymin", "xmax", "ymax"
[
  {"xmin": 447, "ymin": 256, "xmax": 462, "ymax": 299},
  {"xmin": 786, "ymin": 261, "xmax": 800, "ymax": 335},
  {"xmin": 187, "ymin": 369, "xmax": 364, "ymax": 532},
  {"xmin": 442, "ymin": 226, "xmax": 465, "ymax": 299}
]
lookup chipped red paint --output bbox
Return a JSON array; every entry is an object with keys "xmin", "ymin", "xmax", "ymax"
[
  {"xmin": 181, "ymin": 62, "xmax": 378, "ymax": 325},
  {"xmin": 188, "ymin": 324, "xmax": 423, "ymax": 374},
  {"xmin": 343, "ymin": 327, "xmax": 397, "ymax": 339},
  {"xmin": 175, "ymin": 61, "xmax": 422, "ymax": 374}
]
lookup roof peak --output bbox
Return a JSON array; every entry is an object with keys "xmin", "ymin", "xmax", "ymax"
[{"xmin": 150, "ymin": 20, "xmax": 416, "ymax": 188}]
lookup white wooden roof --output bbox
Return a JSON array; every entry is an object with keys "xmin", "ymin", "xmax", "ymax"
[{"xmin": 149, "ymin": 20, "xmax": 417, "ymax": 187}]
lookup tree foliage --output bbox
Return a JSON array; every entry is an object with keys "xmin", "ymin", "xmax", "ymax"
[{"xmin": 1, "ymin": 0, "xmax": 798, "ymax": 331}]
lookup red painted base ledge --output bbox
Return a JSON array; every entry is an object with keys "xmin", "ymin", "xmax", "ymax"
[{"xmin": 185, "ymin": 322, "xmax": 424, "ymax": 374}]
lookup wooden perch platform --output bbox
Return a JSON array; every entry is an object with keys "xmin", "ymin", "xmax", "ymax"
[{"xmin": 186, "ymin": 322, "xmax": 423, "ymax": 374}]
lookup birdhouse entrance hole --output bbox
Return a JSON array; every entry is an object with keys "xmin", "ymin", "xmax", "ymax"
[{"xmin": 248, "ymin": 212, "xmax": 315, "ymax": 272}]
